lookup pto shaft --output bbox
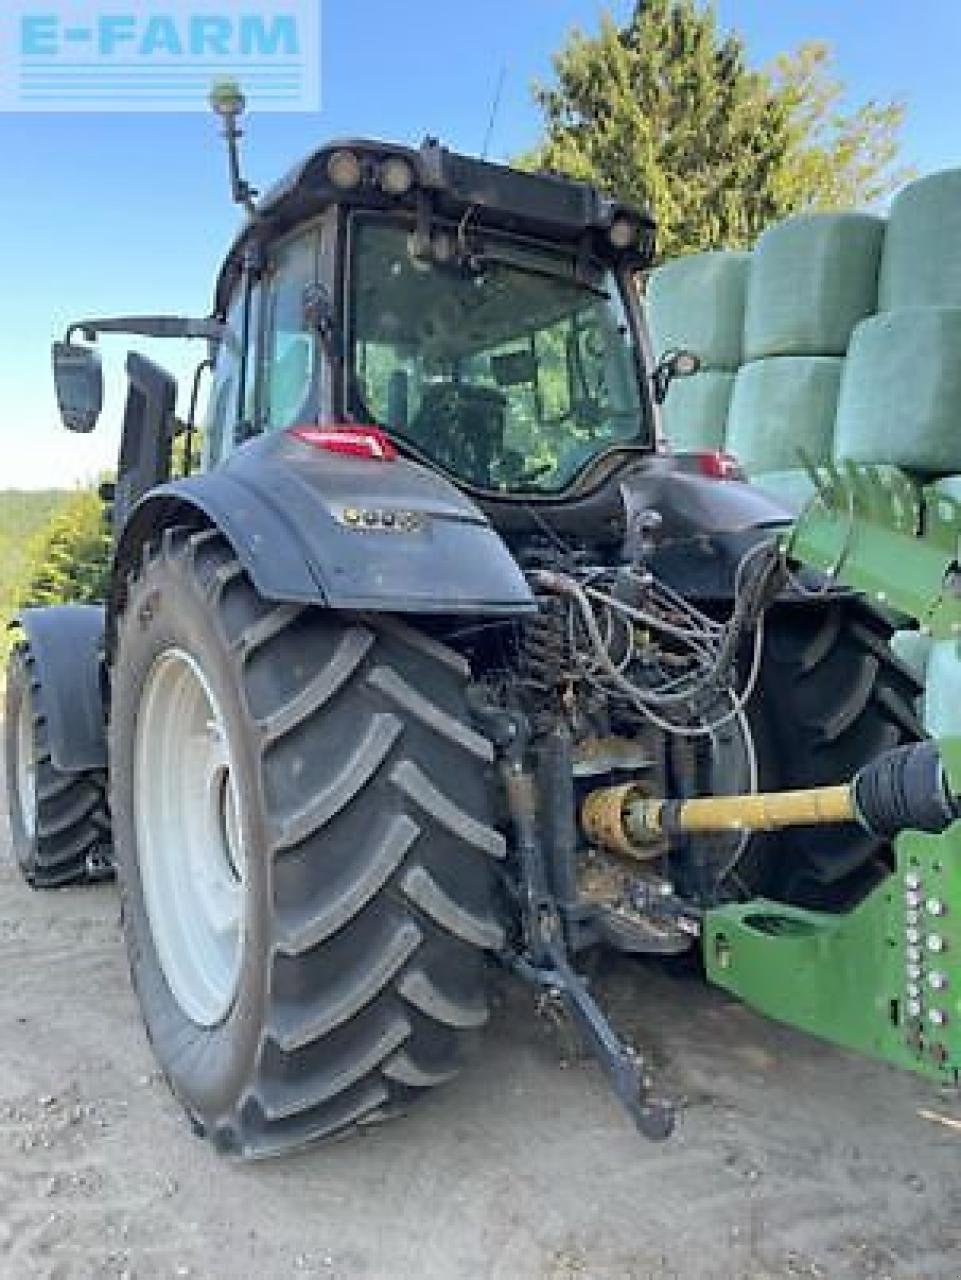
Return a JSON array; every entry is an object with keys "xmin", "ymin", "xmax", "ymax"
[{"xmin": 582, "ymin": 742, "xmax": 960, "ymax": 859}]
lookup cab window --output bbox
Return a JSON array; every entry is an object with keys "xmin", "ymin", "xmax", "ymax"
[
  {"xmin": 260, "ymin": 231, "xmax": 319, "ymax": 431},
  {"xmin": 204, "ymin": 282, "xmax": 261, "ymax": 470},
  {"xmin": 348, "ymin": 218, "xmax": 643, "ymax": 492}
]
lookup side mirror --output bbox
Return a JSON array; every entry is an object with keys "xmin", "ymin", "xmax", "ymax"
[
  {"xmin": 651, "ymin": 348, "xmax": 701, "ymax": 405},
  {"xmin": 52, "ymin": 342, "xmax": 103, "ymax": 432}
]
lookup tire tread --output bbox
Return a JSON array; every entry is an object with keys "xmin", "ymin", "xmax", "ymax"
[{"xmin": 112, "ymin": 530, "xmax": 501, "ymax": 1157}]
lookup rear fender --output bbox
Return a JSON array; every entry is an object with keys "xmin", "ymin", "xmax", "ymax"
[
  {"xmin": 112, "ymin": 431, "xmax": 536, "ymax": 626},
  {"xmin": 13, "ymin": 605, "xmax": 107, "ymax": 772}
]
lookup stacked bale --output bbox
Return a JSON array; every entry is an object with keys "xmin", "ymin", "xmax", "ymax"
[
  {"xmin": 834, "ymin": 170, "xmax": 961, "ymax": 733},
  {"xmin": 924, "ymin": 641, "xmax": 961, "ymax": 738},
  {"xmin": 646, "ymin": 251, "xmax": 750, "ymax": 452},
  {"xmin": 834, "ymin": 309, "xmax": 961, "ymax": 471},
  {"xmin": 878, "ymin": 170, "xmax": 961, "ymax": 310},
  {"xmin": 729, "ymin": 212, "xmax": 885, "ymax": 512},
  {"xmin": 924, "ymin": 477, "xmax": 961, "ymax": 736},
  {"xmin": 727, "ymin": 357, "xmax": 842, "ymax": 472},
  {"xmin": 835, "ymin": 171, "xmax": 961, "ymax": 475},
  {"xmin": 890, "ymin": 629, "xmax": 933, "ymax": 719}
]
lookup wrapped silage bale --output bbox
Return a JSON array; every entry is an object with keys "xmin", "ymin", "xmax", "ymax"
[
  {"xmin": 660, "ymin": 370, "xmax": 734, "ymax": 452},
  {"xmin": 834, "ymin": 309, "xmax": 961, "ymax": 472},
  {"xmin": 890, "ymin": 629, "xmax": 933, "ymax": 685},
  {"xmin": 923, "ymin": 639, "xmax": 961, "ymax": 738},
  {"xmin": 743, "ymin": 213, "xmax": 885, "ymax": 360},
  {"xmin": 750, "ymin": 460, "xmax": 914, "ymax": 517},
  {"xmin": 879, "ymin": 170, "xmax": 961, "ymax": 310},
  {"xmin": 748, "ymin": 469, "xmax": 818, "ymax": 515},
  {"xmin": 646, "ymin": 251, "xmax": 750, "ymax": 370},
  {"xmin": 725, "ymin": 356, "xmax": 843, "ymax": 475}
]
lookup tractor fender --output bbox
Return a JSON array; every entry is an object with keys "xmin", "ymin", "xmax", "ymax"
[
  {"xmin": 112, "ymin": 430, "xmax": 536, "ymax": 624},
  {"xmin": 13, "ymin": 605, "xmax": 107, "ymax": 772}
]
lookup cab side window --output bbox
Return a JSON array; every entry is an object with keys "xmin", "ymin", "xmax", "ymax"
[
  {"xmin": 204, "ymin": 283, "xmax": 261, "ymax": 470},
  {"xmin": 260, "ymin": 231, "xmax": 319, "ymax": 431}
]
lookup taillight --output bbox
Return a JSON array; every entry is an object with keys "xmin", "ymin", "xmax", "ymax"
[
  {"xmin": 693, "ymin": 450, "xmax": 743, "ymax": 481},
  {"xmin": 289, "ymin": 425, "xmax": 397, "ymax": 461}
]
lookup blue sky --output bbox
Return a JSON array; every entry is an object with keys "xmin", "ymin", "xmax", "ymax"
[{"xmin": 0, "ymin": 0, "xmax": 957, "ymax": 488}]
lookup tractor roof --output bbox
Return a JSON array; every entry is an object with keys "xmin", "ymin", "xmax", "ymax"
[{"xmin": 213, "ymin": 137, "xmax": 654, "ymax": 315}]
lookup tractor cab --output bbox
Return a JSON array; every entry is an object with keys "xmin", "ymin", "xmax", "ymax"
[{"xmin": 205, "ymin": 136, "xmax": 657, "ymax": 495}]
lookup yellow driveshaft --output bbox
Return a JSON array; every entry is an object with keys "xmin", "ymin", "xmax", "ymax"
[
  {"xmin": 581, "ymin": 781, "xmax": 857, "ymax": 859},
  {"xmin": 581, "ymin": 743, "xmax": 960, "ymax": 859}
]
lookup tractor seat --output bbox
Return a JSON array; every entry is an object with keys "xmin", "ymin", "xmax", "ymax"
[{"xmin": 408, "ymin": 382, "xmax": 507, "ymax": 487}]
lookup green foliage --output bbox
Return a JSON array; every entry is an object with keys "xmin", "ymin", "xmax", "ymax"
[
  {"xmin": 0, "ymin": 490, "xmax": 71, "ymax": 667},
  {"xmin": 0, "ymin": 491, "xmax": 66, "ymax": 611},
  {"xmin": 525, "ymin": 2, "xmax": 909, "ymax": 259},
  {"xmin": 0, "ymin": 486, "xmax": 111, "ymax": 675},
  {"xmin": 770, "ymin": 41, "xmax": 914, "ymax": 212},
  {"xmin": 19, "ymin": 488, "xmax": 111, "ymax": 611}
]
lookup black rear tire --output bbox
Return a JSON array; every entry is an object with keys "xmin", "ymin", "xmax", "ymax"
[
  {"xmin": 110, "ymin": 529, "xmax": 506, "ymax": 1157},
  {"xmin": 3, "ymin": 642, "xmax": 111, "ymax": 888},
  {"xmin": 745, "ymin": 600, "xmax": 923, "ymax": 910}
]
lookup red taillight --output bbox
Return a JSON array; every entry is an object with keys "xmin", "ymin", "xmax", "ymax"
[
  {"xmin": 694, "ymin": 449, "xmax": 743, "ymax": 481},
  {"xmin": 289, "ymin": 425, "xmax": 397, "ymax": 461}
]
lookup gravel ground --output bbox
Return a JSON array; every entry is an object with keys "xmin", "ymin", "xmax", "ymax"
[{"xmin": 2, "ymin": 771, "xmax": 961, "ymax": 1279}]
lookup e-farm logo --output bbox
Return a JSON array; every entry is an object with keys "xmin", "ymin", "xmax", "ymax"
[{"xmin": 0, "ymin": 1, "xmax": 320, "ymax": 112}]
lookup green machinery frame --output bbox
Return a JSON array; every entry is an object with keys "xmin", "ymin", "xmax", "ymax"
[{"xmin": 704, "ymin": 460, "xmax": 961, "ymax": 1084}]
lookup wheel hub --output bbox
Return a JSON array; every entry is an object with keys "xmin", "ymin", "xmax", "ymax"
[{"xmin": 134, "ymin": 648, "xmax": 247, "ymax": 1027}]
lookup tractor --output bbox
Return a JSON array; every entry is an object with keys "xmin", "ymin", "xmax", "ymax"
[{"xmin": 5, "ymin": 86, "xmax": 956, "ymax": 1158}]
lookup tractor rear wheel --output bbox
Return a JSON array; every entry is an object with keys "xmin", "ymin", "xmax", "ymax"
[
  {"xmin": 110, "ymin": 528, "xmax": 505, "ymax": 1157},
  {"xmin": 746, "ymin": 600, "xmax": 923, "ymax": 910},
  {"xmin": 3, "ymin": 642, "xmax": 111, "ymax": 888}
]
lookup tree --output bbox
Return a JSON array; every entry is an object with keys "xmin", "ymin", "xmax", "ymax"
[
  {"xmin": 526, "ymin": 2, "xmax": 909, "ymax": 259},
  {"xmin": 19, "ymin": 488, "xmax": 111, "ymax": 610},
  {"xmin": 0, "ymin": 489, "xmax": 71, "ymax": 668},
  {"xmin": 770, "ymin": 41, "xmax": 912, "ymax": 212}
]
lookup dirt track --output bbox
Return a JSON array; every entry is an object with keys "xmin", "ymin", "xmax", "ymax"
[{"xmin": 2, "ymin": 778, "xmax": 961, "ymax": 1280}]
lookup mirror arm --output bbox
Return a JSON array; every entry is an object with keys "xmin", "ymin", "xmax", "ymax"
[
  {"xmin": 651, "ymin": 360, "xmax": 671, "ymax": 406},
  {"xmin": 65, "ymin": 316, "xmax": 228, "ymax": 346},
  {"xmin": 651, "ymin": 348, "xmax": 700, "ymax": 406}
]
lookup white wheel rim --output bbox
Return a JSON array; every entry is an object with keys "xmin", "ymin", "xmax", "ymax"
[
  {"xmin": 134, "ymin": 648, "xmax": 247, "ymax": 1027},
  {"xmin": 15, "ymin": 682, "xmax": 37, "ymax": 839}
]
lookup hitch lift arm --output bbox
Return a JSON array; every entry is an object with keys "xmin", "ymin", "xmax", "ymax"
[{"xmin": 470, "ymin": 697, "xmax": 675, "ymax": 1141}]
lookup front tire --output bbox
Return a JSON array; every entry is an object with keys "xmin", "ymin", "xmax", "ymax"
[
  {"xmin": 111, "ymin": 529, "xmax": 506, "ymax": 1157},
  {"xmin": 3, "ymin": 642, "xmax": 110, "ymax": 888}
]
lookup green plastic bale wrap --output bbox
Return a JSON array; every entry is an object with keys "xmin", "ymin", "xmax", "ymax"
[
  {"xmin": 646, "ymin": 251, "xmax": 750, "ymax": 370},
  {"xmin": 923, "ymin": 639, "xmax": 961, "ymax": 738},
  {"xmin": 890, "ymin": 630, "xmax": 933, "ymax": 684},
  {"xmin": 743, "ymin": 213, "xmax": 885, "ymax": 360},
  {"xmin": 659, "ymin": 371, "xmax": 734, "ymax": 452},
  {"xmin": 879, "ymin": 170, "xmax": 961, "ymax": 310},
  {"xmin": 747, "ymin": 469, "xmax": 817, "ymax": 515},
  {"xmin": 834, "ymin": 309, "xmax": 961, "ymax": 472},
  {"xmin": 726, "ymin": 356, "xmax": 843, "ymax": 475}
]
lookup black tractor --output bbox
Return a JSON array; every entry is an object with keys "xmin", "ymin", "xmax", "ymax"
[{"xmin": 4, "ymin": 87, "xmax": 919, "ymax": 1157}]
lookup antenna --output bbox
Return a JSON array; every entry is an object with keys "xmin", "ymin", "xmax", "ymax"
[
  {"xmin": 209, "ymin": 79, "xmax": 259, "ymax": 219},
  {"xmin": 480, "ymin": 64, "xmax": 508, "ymax": 160}
]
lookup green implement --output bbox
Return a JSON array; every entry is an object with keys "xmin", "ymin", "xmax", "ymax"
[{"xmin": 706, "ymin": 460, "xmax": 961, "ymax": 1084}]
